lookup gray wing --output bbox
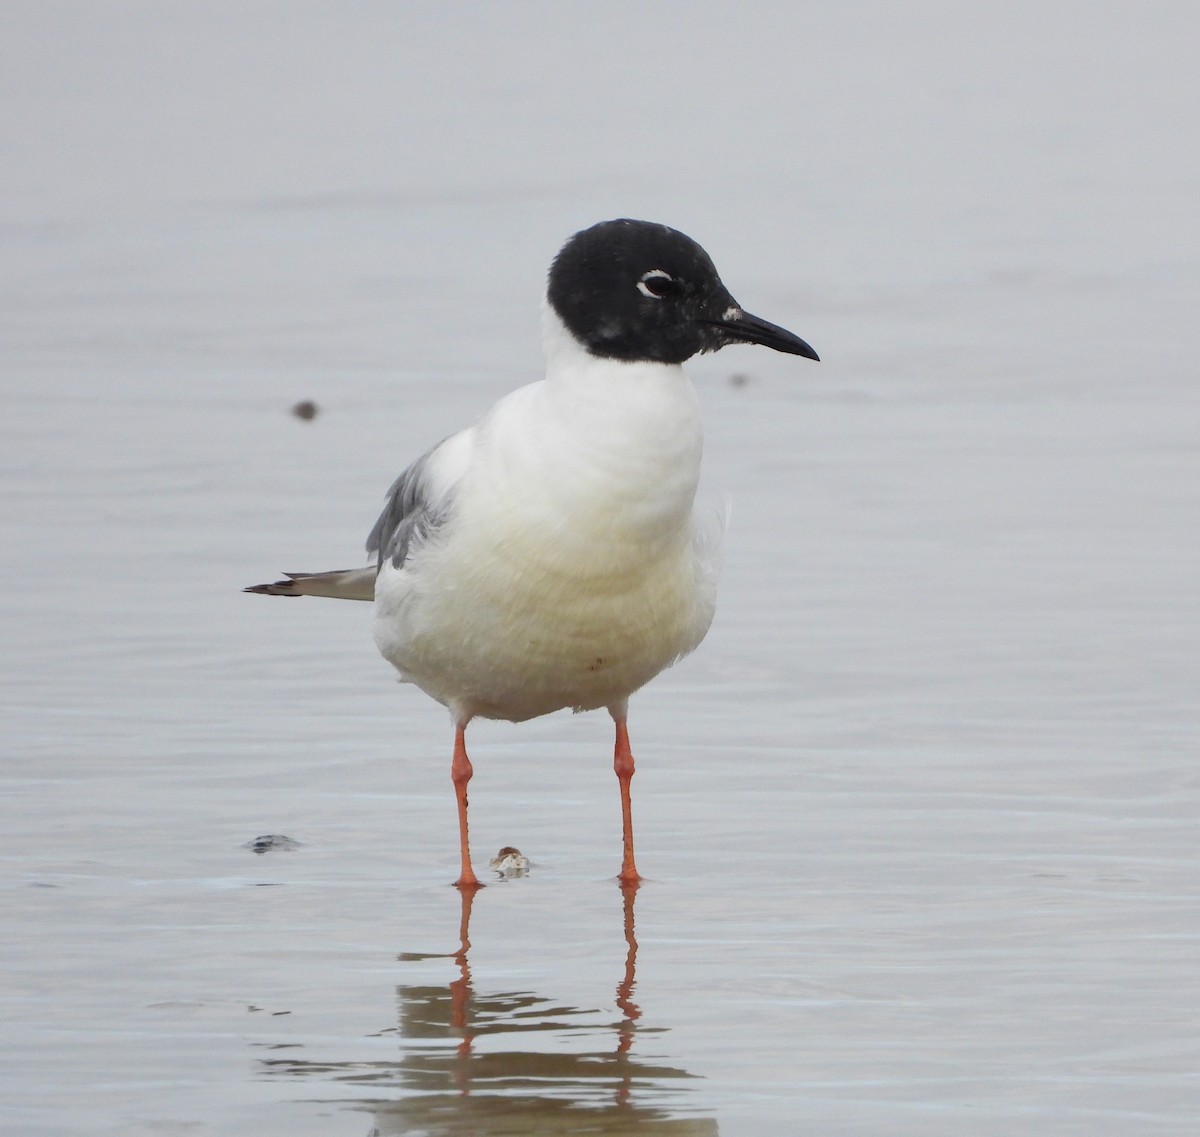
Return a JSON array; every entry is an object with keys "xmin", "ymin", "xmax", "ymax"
[{"xmin": 366, "ymin": 434, "xmax": 464, "ymax": 570}]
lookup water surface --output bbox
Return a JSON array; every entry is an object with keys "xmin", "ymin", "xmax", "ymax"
[{"xmin": 3, "ymin": 3, "xmax": 1197, "ymax": 1134}]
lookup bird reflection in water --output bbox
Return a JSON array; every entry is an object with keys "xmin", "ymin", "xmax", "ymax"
[{"xmin": 261, "ymin": 882, "xmax": 717, "ymax": 1135}]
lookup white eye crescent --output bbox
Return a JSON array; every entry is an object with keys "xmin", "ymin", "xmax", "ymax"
[{"xmin": 637, "ymin": 269, "xmax": 675, "ymax": 299}]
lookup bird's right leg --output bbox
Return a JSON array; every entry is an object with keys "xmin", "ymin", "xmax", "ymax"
[{"xmin": 451, "ymin": 722, "xmax": 481, "ymax": 889}]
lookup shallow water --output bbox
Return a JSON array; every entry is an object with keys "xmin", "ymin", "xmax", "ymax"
[{"xmin": 3, "ymin": 3, "xmax": 1198, "ymax": 1134}]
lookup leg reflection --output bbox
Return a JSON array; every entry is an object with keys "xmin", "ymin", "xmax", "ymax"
[
  {"xmin": 449, "ymin": 884, "xmax": 476, "ymax": 1081},
  {"xmin": 615, "ymin": 878, "xmax": 641, "ymax": 1056},
  {"xmin": 260, "ymin": 880, "xmax": 717, "ymax": 1134}
]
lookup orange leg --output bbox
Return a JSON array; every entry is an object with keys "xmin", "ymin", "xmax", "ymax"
[
  {"xmin": 613, "ymin": 716, "xmax": 642, "ymax": 884},
  {"xmin": 452, "ymin": 724, "xmax": 481, "ymax": 889}
]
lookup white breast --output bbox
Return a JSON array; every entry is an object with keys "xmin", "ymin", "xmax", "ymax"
[{"xmin": 373, "ymin": 317, "xmax": 720, "ymax": 723}]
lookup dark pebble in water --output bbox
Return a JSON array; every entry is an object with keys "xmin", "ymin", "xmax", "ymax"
[
  {"xmin": 244, "ymin": 834, "xmax": 302, "ymax": 855},
  {"xmin": 291, "ymin": 399, "xmax": 318, "ymax": 420}
]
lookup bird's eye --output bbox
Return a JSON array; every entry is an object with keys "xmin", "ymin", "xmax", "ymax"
[{"xmin": 637, "ymin": 270, "xmax": 676, "ymax": 299}]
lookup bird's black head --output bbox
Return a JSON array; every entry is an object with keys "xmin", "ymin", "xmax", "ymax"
[{"xmin": 546, "ymin": 218, "xmax": 819, "ymax": 366}]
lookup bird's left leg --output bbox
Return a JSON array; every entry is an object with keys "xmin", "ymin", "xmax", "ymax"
[{"xmin": 451, "ymin": 721, "xmax": 481, "ymax": 889}]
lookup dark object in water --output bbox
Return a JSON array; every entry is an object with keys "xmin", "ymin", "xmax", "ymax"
[{"xmin": 244, "ymin": 834, "xmax": 302, "ymax": 855}]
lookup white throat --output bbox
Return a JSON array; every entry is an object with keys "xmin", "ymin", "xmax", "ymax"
[{"xmin": 525, "ymin": 302, "xmax": 705, "ymax": 543}]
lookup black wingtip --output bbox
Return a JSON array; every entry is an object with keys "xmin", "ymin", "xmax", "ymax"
[{"xmin": 243, "ymin": 580, "xmax": 302, "ymax": 596}]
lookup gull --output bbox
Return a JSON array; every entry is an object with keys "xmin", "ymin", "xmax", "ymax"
[{"xmin": 246, "ymin": 219, "xmax": 818, "ymax": 887}]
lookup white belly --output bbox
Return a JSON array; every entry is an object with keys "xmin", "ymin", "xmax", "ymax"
[{"xmin": 374, "ymin": 524, "xmax": 713, "ymax": 721}]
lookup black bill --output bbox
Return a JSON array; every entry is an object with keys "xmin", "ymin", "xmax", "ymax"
[{"xmin": 706, "ymin": 307, "xmax": 820, "ymax": 360}]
